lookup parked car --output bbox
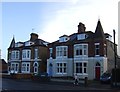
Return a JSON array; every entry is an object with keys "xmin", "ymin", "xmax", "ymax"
[{"xmin": 100, "ymin": 72, "xmax": 111, "ymax": 83}]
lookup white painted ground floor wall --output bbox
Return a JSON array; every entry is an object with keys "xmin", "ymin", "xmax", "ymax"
[{"xmin": 47, "ymin": 57, "xmax": 108, "ymax": 80}]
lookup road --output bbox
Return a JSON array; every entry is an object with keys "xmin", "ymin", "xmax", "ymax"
[{"xmin": 1, "ymin": 78, "xmax": 119, "ymax": 92}]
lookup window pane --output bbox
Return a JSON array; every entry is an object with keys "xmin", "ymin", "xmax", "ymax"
[
  {"xmin": 80, "ymin": 63, "xmax": 82, "ymax": 66},
  {"xmin": 80, "ymin": 49, "xmax": 82, "ymax": 55},
  {"xmin": 60, "ymin": 63, "xmax": 62, "ymax": 67},
  {"xmin": 60, "ymin": 68, "xmax": 62, "ymax": 72},
  {"xmin": 64, "ymin": 63, "xmax": 66, "ymax": 67},
  {"xmin": 64, "ymin": 68, "xmax": 66, "ymax": 73},
  {"xmin": 84, "ymin": 63, "xmax": 87, "ymax": 67},
  {"xmin": 80, "ymin": 68, "xmax": 82, "ymax": 73},
  {"xmin": 84, "ymin": 68, "xmax": 86, "ymax": 73}
]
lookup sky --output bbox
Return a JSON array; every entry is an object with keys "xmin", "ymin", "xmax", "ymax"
[{"xmin": 1, "ymin": 0, "xmax": 119, "ymax": 61}]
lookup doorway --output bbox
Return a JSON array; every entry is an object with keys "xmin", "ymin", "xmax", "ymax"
[{"xmin": 95, "ymin": 62, "xmax": 101, "ymax": 80}]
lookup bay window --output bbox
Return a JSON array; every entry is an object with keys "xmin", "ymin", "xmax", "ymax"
[
  {"xmin": 74, "ymin": 44, "xmax": 88, "ymax": 56},
  {"xmin": 22, "ymin": 49, "xmax": 31, "ymax": 60}
]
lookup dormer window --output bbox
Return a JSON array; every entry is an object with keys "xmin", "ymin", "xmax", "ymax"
[
  {"xmin": 59, "ymin": 35, "xmax": 69, "ymax": 42},
  {"xmin": 77, "ymin": 34, "xmax": 87, "ymax": 40},
  {"xmin": 15, "ymin": 42, "xmax": 23, "ymax": 47},
  {"xmin": 25, "ymin": 41, "xmax": 34, "ymax": 46},
  {"xmin": 104, "ymin": 33, "xmax": 112, "ymax": 41}
]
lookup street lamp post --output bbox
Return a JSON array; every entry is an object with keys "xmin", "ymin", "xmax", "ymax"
[{"xmin": 113, "ymin": 29, "xmax": 117, "ymax": 87}]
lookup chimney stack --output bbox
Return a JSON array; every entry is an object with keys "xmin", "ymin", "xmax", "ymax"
[
  {"xmin": 30, "ymin": 33, "xmax": 38, "ymax": 41},
  {"xmin": 78, "ymin": 22, "xmax": 86, "ymax": 33}
]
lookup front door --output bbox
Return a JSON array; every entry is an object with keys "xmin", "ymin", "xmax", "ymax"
[
  {"xmin": 95, "ymin": 67, "xmax": 100, "ymax": 80},
  {"xmin": 95, "ymin": 62, "xmax": 101, "ymax": 80}
]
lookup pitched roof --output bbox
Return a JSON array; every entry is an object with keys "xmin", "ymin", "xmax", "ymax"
[
  {"xmin": 0, "ymin": 59, "xmax": 7, "ymax": 64},
  {"xmin": 9, "ymin": 37, "xmax": 15, "ymax": 48},
  {"xmin": 94, "ymin": 20, "xmax": 105, "ymax": 39}
]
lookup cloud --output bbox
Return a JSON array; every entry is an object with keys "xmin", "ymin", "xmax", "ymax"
[{"xmin": 38, "ymin": 0, "xmax": 118, "ymax": 43}]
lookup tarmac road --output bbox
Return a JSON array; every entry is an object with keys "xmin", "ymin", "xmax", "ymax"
[{"xmin": 1, "ymin": 78, "xmax": 119, "ymax": 92}]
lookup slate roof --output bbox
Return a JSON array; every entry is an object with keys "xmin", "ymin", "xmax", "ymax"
[
  {"xmin": 94, "ymin": 20, "xmax": 105, "ymax": 39},
  {"xmin": 48, "ymin": 20, "xmax": 109, "ymax": 47},
  {"xmin": 9, "ymin": 37, "xmax": 15, "ymax": 48},
  {"xmin": 9, "ymin": 33, "xmax": 49, "ymax": 49}
]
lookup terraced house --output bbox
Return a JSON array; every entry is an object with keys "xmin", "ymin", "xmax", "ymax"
[
  {"xmin": 47, "ymin": 20, "xmax": 117, "ymax": 80},
  {"xmin": 8, "ymin": 33, "xmax": 48, "ymax": 74}
]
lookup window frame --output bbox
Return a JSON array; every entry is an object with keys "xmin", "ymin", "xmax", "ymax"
[
  {"xmin": 22, "ymin": 49, "xmax": 31, "ymax": 60},
  {"xmin": 75, "ymin": 62, "xmax": 88, "ymax": 74},
  {"xmin": 21, "ymin": 62, "xmax": 30, "ymax": 73},
  {"xmin": 56, "ymin": 46, "xmax": 68, "ymax": 58},
  {"xmin": 11, "ymin": 50, "xmax": 20, "ymax": 60},
  {"xmin": 95, "ymin": 43, "xmax": 100, "ymax": 56},
  {"xmin": 56, "ymin": 62, "xmax": 67, "ymax": 74},
  {"xmin": 74, "ymin": 44, "xmax": 88, "ymax": 57}
]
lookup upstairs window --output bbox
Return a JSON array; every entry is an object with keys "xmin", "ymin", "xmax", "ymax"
[
  {"xmin": 74, "ymin": 44, "xmax": 88, "ymax": 56},
  {"xmin": 49, "ymin": 48, "xmax": 53, "ymax": 58},
  {"xmin": 59, "ymin": 35, "xmax": 69, "ymax": 42},
  {"xmin": 22, "ymin": 49, "xmax": 31, "ymax": 59},
  {"xmin": 77, "ymin": 34, "xmax": 87, "ymax": 40},
  {"xmin": 11, "ymin": 50, "xmax": 20, "ymax": 60},
  {"xmin": 34, "ymin": 48, "xmax": 38, "ymax": 59},
  {"xmin": 95, "ymin": 43, "xmax": 100, "ymax": 56},
  {"xmin": 56, "ymin": 46, "xmax": 68, "ymax": 58}
]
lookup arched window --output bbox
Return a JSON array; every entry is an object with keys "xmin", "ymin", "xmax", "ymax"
[
  {"xmin": 33, "ymin": 62, "xmax": 39, "ymax": 74},
  {"xmin": 96, "ymin": 62, "xmax": 100, "ymax": 66}
]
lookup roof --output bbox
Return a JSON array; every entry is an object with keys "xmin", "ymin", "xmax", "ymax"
[
  {"xmin": 9, "ymin": 37, "xmax": 15, "ymax": 48},
  {"xmin": 0, "ymin": 59, "xmax": 7, "ymax": 64},
  {"xmin": 59, "ymin": 34, "xmax": 69, "ymax": 38},
  {"xmin": 8, "ymin": 33, "xmax": 49, "ymax": 49},
  {"xmin": 94, "ymin": 20, "xmax": 105, "ymax": 39}
]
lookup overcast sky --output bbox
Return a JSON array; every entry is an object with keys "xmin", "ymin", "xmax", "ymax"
[{"xmin": 1, "ymin": 0, "xmax": 119, "ymax": 61}]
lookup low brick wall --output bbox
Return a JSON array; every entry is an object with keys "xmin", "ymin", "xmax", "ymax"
[
  {"xmin": 2, "ymin": 73, "xmax": 33, "ymax": 79},
  {"xmin": 13, "ymin": 73, "xmax": 33, "ymax": 79}
]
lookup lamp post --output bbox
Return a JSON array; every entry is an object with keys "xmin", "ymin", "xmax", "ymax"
[{"xmin": 113, "ymin": 29, "xmax": 117, "ymax": 87}]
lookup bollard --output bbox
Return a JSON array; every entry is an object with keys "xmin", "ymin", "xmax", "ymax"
[{"xmin": 84, "ymin": 77, "xmax": 88, "ymax": 87}]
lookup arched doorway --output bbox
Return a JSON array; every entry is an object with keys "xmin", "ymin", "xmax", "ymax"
[{"xmin": 95, "ymin": 62, "xmax": 101, "ymax": 80}]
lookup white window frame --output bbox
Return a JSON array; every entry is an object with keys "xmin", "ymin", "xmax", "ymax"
[
  {"xmin": 34, "ymin": 67, "xmax": 38, "ymax": 74},
  {"xmin": 77, "ymin": 34, "xmax": 87, "ymax": 40},
  {"xmin": 75, "ymin": 62, "xmax": 88, "ymax": 74},
  {"xmin": 34, "ymin": 48, "xmax": 38, "ymax": 59},
  {"xmin": 74, "ymin": 44, "xmax": 88, "ymax": 57},
  {"xmin": 33, "ymin": 62, "xmax": 39, "ymax": 74},
  {"xmin": 10, "ymin": 63, "xmax": 19, "ymax": 73},
  {"xmin": 11, "ymin": 50, "xmax": 20, "ymax": 60},
  {"xmin": 22, "ymin": 49, "xmax": 31, "ymax": 60},
  {"xmin": 21, "ymin": 62, "xmax": 30, "ymax": 73},
  {"xmin": 56, "ymin": 46, "xmax": 68, "ymax": 58},
  {"xmin": 56, "ymin": 62, "xmax": 67, "ymax": 74},
  {"xmin": 49, "ymin": 48, "xmax": 53, "ymax": 58},
  {"xmin": 59, "ymin": 36, "xmax": 69, "ymax": 42},
  {"xmin": 95, "ymin": 43, "xmax": 100, "ymax": 56}
]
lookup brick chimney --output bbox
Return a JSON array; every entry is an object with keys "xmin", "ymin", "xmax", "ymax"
[
  {"xmin": 30, "ymin": 33, "xmax": 38, "ymax": 41},
  {"xmin": 78, "ymin": 22, "xmax": 86, "ymax": 33}
]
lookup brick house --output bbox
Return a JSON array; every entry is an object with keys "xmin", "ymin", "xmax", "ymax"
[
  {"xmin": 0, "ymin": 59, "xmax": 7, "ymax": 73},
  {"xmin": 8, "ymin": 33, "xmax": 49, "ymax": 74},
  {"xmin": 47, "ymin": 20, "xmax": 117, "ymax": 80}
]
